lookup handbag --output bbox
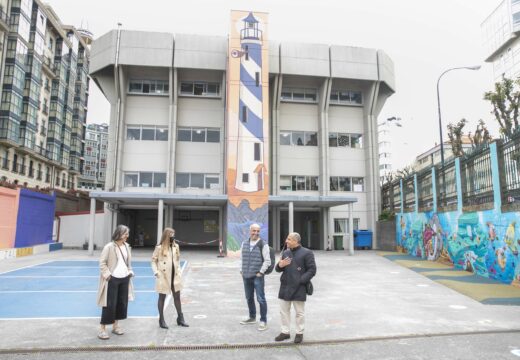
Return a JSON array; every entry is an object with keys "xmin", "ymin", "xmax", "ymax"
[{"xmin": 305, "ymin": 280, "xmax": 313, "ymax": 296}]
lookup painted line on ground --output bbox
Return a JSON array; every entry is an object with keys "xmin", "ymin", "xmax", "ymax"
[{"xmin": 0, "ymin": 260, "xmax": 54, "ymax": 275}]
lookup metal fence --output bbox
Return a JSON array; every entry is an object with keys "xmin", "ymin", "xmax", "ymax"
[
  {"xmin": 392, "ymin": 181, "xmax": 401, "ymax": 211},
  {"xmin": 403, "ymin": 176, "xmax": 415, "ymax": 212},
  {"xmin": 460, "ymin": 145, "xmax": 494, "ymax": 210},
  {"xmin": 436, "ymin": 160, "xmax": 457, "ymax": 210},
  {"xmin": 499, "ymin": 132, "xmax": 520, "ymax": 209},
  {"xmin": 418, "ymin": 169, "xmax": 433, "ymax": 211}
]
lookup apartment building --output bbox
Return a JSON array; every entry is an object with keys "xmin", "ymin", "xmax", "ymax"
[
  {"xmin": 0, "ymin": 0, "xmax": 90, "ymax": 190},
  {"xmin": 482, "ymin": 0, "xmax": 520, "ymax": 81},
  {"xmin": 88, "ymin": 12, "xmax": 395, "ymax": 251},
  {"xmin": 79, "ymin": 123, "xmax": 107, "ymax": 190}
]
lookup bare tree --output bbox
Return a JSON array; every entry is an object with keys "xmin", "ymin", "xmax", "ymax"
[
  {"xmin": 447, "ymin": 118, "xmax": 467, "ymax": 157},
  {"xmin": 484, "ymin": 76, "xmax": 520, "ymax": 138},
  {"xmin": 469, "ymin": 119, "xmax": 492, "ymax": 149}
]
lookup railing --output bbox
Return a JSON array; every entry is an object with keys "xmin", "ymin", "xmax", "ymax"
[
  {"xmin": 499, "ymin": 132, "xmax": 520, "ymax": 210},
  {"xmin": 460, "ymin": 145, "xmax": 494, "ymax": 210},
  {"xmin": 436, "ymin": 160, "xmax": 457, "ymax": 211},
  {"xmin": 381, "ymin": 183, "xmax": 392, "ymax": 211},
  {"xmin": 418, "ymin": 169, "xmax": 433, "ymax": 211},
  {"xmin": 392, "ymin": 181, "xmax": 401, "ymax": 211},
  {"xmin": 403, "ymin": 176, "xmax": 415, "ymax": 212}
]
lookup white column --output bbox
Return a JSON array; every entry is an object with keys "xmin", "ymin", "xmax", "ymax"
[
  {"xmin": 88, "ymin": 198, "xmax": 96, "ymax": 256},
  {"xmin": 157, "ymin": 199, "xmax": 164, "ymax": 245},
  {"xmin": 288, "ymin": 201, "xmax": 294, "ymax": 233},
  {"xmin": 348, "ymin": 203, "xmax": 354, "ymax": 256}
]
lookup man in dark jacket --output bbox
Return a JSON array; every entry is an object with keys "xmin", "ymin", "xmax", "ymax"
[{"xmin": 274, "ymin": 232, "xmax": 316, "ymax": 344}]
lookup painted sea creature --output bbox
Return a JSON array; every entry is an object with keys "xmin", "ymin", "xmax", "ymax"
[{"xmin": 504, "ymin": 221, "xmax": 518, "ymax": 256}]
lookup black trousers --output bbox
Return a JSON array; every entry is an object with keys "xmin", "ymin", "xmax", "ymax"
[{"xmin": 100, "ymin": 275, "xmax": 130, "ymax": 325}]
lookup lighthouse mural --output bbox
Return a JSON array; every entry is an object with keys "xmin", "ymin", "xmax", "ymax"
[
  {"xmin": 234, "ymin": 12, "xmax": 265, "ymax": 192},
  {"xmin": 226, "ymin": 11, "xmax": 270, "ymax": 255}
]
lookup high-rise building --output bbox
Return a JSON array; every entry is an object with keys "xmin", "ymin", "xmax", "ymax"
[
  {"xmin": 89, "ymin": 14, "xmax": 395, "ymax": 250},
  {"xmin": 79, "ymin": 123, "xmax": 108, "ymax": 190},
  {"xmin": 0, "ymin": 0, "xmax": 90, "ymax": 190},
  {"xmin": 482, "ymin": 0, "xmax": 520, "ymax": 81}
]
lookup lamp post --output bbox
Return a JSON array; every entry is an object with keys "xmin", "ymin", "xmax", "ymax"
[{"xmin": 436, "ymin": 65, "xmax": 480, "ymax": 168}]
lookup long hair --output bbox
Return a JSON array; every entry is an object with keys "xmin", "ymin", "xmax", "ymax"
[
  {"xmin": 160, "ymin": 227, "xmax": 175, "ymax": 256},
  {"xmin": 112, "ymin": 225, "xmax": 129, "ymax": 242}
]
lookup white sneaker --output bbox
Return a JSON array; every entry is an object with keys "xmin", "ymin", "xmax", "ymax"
[{"xmin": 258, "ymin": 321, "xmax": 267, "ymax": 331}]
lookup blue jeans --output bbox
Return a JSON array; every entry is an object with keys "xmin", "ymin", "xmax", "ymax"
[{"xmin": 243, "ymin": 275, "xmax": 267, "ymax": 322}]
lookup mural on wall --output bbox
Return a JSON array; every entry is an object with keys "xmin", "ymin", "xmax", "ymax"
[
  {"xmin": 226, "ymin": 11, "xmax": 270, "ymax": 255},
  {"xmin": 397, "ymin": 210, "xmax": 520, "ymax": 286}
]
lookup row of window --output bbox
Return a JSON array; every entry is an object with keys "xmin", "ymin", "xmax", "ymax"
[
  {"xmin": 329, "ymin": 133, "xmax": 363, "ymax": 148},
  {"xmin": 279, "ymin": 131, "xmax": 363, "ymax": 148},
  {"xmin": 178, "ymin": 127, "xmax": 220, "ymax": 143},
  {"xmin": 329, "ymin": 176, "xmax": 364, "ymax": 192},
  {"xmin": 126, "ymin": 79, "xmax": 362, "ymax": 105},
  {"xmin": 124, "ymin": 172, "xmax": 167, "ymax": 188},
  {"xmin": 127, "ymin": 126, "xmax": 169, "ymax": 141}
]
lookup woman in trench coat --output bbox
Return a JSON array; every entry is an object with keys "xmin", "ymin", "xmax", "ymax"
[
  {"xmin": 96, "ymin": 224, "xmax": 135, "ymax": 340},
  {"xmin": 151, "ymin": 227, "xmax": 189, "ymax": 328}
]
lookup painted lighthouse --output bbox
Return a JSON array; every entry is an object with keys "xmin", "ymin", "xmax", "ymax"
[{"xmin": 234, "ymin": 12, "xmax": 266, "ymax": 192}]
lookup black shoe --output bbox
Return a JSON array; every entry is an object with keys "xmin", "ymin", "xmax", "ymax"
[
  {"xmin": 294, "ymin": 334, "xmax": 303, "ymax": 344},
  {"xmin": 275, "ymin": 333, "xmax": 290, "ymax": 342},
  {"xmin": 177, "ymin": 313, "xmax": 189, "ymax": 327},
  {"xmin": 159, "ymin": 317, "xmax": 168, "ymax": 329}
]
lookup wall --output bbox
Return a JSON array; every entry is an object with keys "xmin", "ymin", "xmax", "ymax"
[
  {"xmin": 58, "ymin": 212, "xmax": 105, "ymax": 249},
  {"xmin": 15, "ymin": 189, "xmax": 55, "ymax": 247},
  {"xmin": 0, "ymin": 187, "xmax": 19, "ymax": 249},
  {"xmin": 397, "ymin": 210, "xmax": 520, "ymax": 286}
]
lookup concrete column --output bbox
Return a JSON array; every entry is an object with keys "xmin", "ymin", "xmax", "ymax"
[
  {"xmin": 322, "ymin": 207, "xmax": 330, "ymax": 250},
  {"xmin": 288, "ymin": 201, "xmax": 294, "ymax": 233},
  {"xmin": 414, "ymin": 174, "xmax": 419, "ymax": 213},
  {"xmin": 88, "ymin": 197, "xmax": 96, "ymax": 256},
  {"xmin": 169, "ymin": 69, "xmax": 179, "ymax": 192},
  {"xmin": 489, "ymin": 142, "xmax": 502, "ymax": 210},
  {"xmin": 455, "ymin": 158, "xmax": 463, "ymax": 212},
  {"xmin": 157, "ymin": 199, "xmax": 164, "ymax": 244},
  {"xmin": 432, "ymin": 167, "xmax": 437, "ymax": 213},
  {"xmin": 218, "ymin": 206, "xmax": 224, "ymax": 254},
  {"xmin": 348, "ymin": 203, "xmax": 354, "ymax": 256},
  {"xmin": 275, "ymin": 207, "xmax": 281, "ymax": 250},
  {"xmin": 271, "ymin": 74, "xmax": 282, "ymax": 194},
  {"xmin": 318, "ymin": 78, "xmax": 332, "ymax": 196}
]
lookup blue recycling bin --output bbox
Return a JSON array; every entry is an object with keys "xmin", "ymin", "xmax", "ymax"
[{"xmin": 354, "ymin": 230, "xmax": 372, "ymax": 249}]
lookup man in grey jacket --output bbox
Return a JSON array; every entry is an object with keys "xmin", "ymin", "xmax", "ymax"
[{"xmin": 239, "ymin": 223, "xmax": 271, "ymax": 331}]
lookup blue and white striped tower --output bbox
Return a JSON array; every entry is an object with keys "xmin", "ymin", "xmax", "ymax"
[{"xmin": 235, "ymin": 12, "xmax": 265, "ymax": 192}]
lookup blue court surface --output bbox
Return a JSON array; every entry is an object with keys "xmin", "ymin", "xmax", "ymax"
[{"xmin": 0, "ymin": 260, "xmax": 186, "ymax": 319}]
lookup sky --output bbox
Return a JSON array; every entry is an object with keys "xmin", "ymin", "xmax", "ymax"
[{"xmin": 45, "ymin": 0, "xmax": 500, "ymax": 170}]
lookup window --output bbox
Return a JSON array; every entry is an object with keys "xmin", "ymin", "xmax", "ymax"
[
  {"xmin": 330, "ymin": 89, "xmax": 363, "ymax": 105},
  {"xmin": 177, "ymin": 127, "xmax": 220, "ymax": 143},
  {"xmin": 176, "ymin": 173, "xmax": 219, "ymax": 189},
  {"xmin": 124, "ymin": 172, "xmax": 166, "ymax": 188},
  {"xmin": 242, "ymin": 173, "xmax": 249, "ymax": 183},
  {"xmin": 126, "ymin": 126, "xmax": 168, "ymax": 141},
  {"xmin": 334, "ymin": 218, "xmax": 359, "ymax": 233},
  {"xmin": 329, "ymin": 133, "xmax": 362, "ymax": 148},
  {"xmin": 128, "ymin": 80, "xmax": 169, "ymax": 95},
  {"xmin": 179, "ymin": 81, "xmax": 221, "ymax": 97},
  {"xmin": 280, "ymin": 131, "xmax": 318, "ymax": 146},
  {"xmin": 330, "ymin": 176, "xmax": 359, "ymax": 192},
  {"xmin": 280, "ymin": 175, "xmax": 319, "ymax": 191},
  {"xmin": 280, "ymin": 88, "xmax": 318, "ymax": 103},
  {"xmin": 254, "ymin": 143, "xmax": 261, "ymax": 161}
]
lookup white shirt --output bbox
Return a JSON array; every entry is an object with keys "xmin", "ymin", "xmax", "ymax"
[{"xmin": 112, "ymin": 244, "xmax": 130, "ymax": 278}]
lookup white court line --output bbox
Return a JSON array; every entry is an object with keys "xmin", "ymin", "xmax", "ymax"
[
  {"xmin": 34, "ymin": 266, "xmax": 153, "ymax": 269},
  {"xmin": 0, "ymin": 316, "xmax": 159, "ymax": 321},
  {"xmin": 0, "ymin": 290, "xmax": 156, "ymax": 293},
  {"xmin": 0, "ymin": 260, "xmax": 54, "ymax": 276},
  {"xmin": 0, "ymin": 275, "xmax": 155, "ymax": 280}
]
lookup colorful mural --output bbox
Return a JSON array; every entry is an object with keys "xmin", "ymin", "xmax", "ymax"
[
  {"xmin": 397, "ymin": 209, "xmax": 520, "ymax": 286},
  {"xmin": 226, "ymin": 11, "xmax": 270, "ymax": 254}
]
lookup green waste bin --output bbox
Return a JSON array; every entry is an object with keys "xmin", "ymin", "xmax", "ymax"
[{"xmin": 333, "ymin": 235, "xmax": 344, "ymax": 250}]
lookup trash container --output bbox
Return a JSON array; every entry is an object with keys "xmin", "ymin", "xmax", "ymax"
[
  {"xmin": 333, "ymin": 235, "xmax": 343, "ymax": 250},
  {"xmin": 354, "ymin": 230, "xmax": 372, "ymax": 249}
]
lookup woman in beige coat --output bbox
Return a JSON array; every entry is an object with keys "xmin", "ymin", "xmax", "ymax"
[
  {"xmin": 96, "ymin": 225, "xmax": 135, "ymax": 340},
  {"xmin": 152, "ymin": 227, "xmax": 189, "ymax": 329}
]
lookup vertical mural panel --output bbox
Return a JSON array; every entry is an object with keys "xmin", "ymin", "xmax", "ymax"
[
  {"xmin": 0, "ymin": 187, "xmax": 20, "ymax": 249},
  {"xmin": 226, "ymin": 11, "xmax": 269, "ymax": 254},
  {"xmin": 15, "ymin": 189, "xmax": 56, "ymax": 248}
]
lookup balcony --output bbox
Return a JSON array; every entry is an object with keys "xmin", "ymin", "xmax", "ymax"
[
  {"xmin": 0, "ymin": 6, "xmax": 9, "ymax": 32},
  {"xmin": 42, "ymin": 56, "xmax": 57, "ymax": 78}
]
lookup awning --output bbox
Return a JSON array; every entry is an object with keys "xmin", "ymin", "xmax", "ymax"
[
  {"xmin": 89, "ymin": 191, "xmax": 228, "ymax": 207},
  {"xmin": 269, "ymin": 195, "xmax": 357, "ymax": 208}
]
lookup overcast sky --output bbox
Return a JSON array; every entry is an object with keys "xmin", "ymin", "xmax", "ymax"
[{"xmin": 46, "ymin": 0, "xmax": 500, "ymax": 169}]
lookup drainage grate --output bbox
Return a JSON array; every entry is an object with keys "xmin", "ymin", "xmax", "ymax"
[{"xmin": 1, "ymin": 329, "xmax": 519, "ymax": 354}]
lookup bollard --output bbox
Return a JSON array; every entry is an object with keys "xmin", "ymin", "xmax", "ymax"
[{"xmin": 217, "ymin": 238, "xmax": 225, "ymax": 258}]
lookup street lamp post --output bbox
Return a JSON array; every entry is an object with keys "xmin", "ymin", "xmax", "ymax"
[{"xmin": 436, "ymin": 65, "xmax": 481, "ymax": 168}]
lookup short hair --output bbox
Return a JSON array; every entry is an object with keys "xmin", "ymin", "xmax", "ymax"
[
  {"xmin": 288, "ymin": 232, "xmax": 301, "ymax": 243},
  {"xmin": 112, "ymin": 225, "xmax": 129, "ymax": 241},
  {"xmin": 250, "ymin": 223, "xmax": 261, "ymax": 230}
]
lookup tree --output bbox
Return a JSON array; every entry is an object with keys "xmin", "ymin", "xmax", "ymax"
[
  {"xmin": 396, "ymin": 166, "xmax": 413, "ymax": 179},
  {"xmin": 447, "ymin": 118, "xmax": 467, "ymax": 157},
  {"xmin": 468, "ymin": 119, "xmax": 492, "ymax": 149},
  {"xmin": 484, "ymin": 76, "xmax": 520, "ymax": 138}
]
